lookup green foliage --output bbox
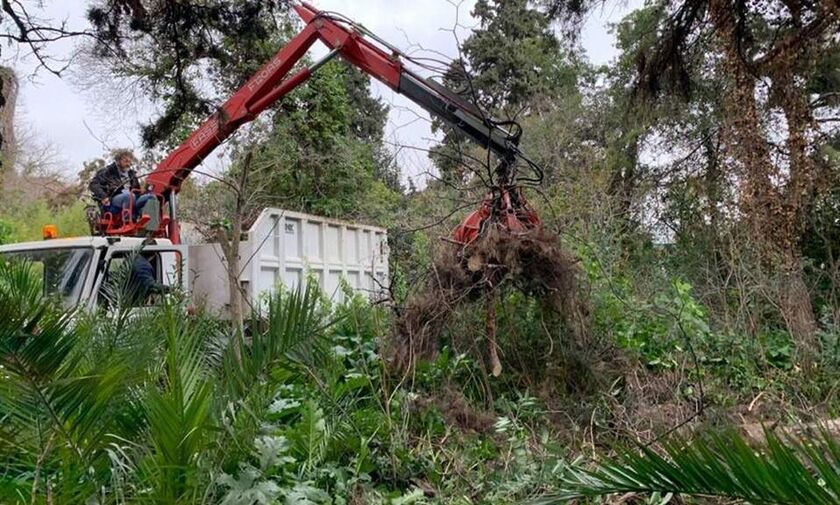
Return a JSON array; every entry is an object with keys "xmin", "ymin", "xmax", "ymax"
[
  {"xmin": 459, "ymin": 0, "xmax": 577, "ymax": 111},
  {"xmin": 587, "ymin": 244, "xmax": 799, "ymax": 391},
  {"xmin": 0, "ymin": 262, "xmax": 128, "ymax": 501},
  {"xmin": 0, "ymin": 261, "xmax": 332, "ymax": 503},
  {"xmin": 547, "ymin": 428, "xmax": 840, "ymax": 505},
  {"xmin": 0, "ymin": 218, "xmax": 10, "ymax": 244},
  {"xmin": 86, "ymin": 0, "xmax": 293, "ymax": 148},
  {"xmin": 250, "ymin": 60, "xmax": 402, "ymax": 225},
  {"xmin": 0, "ymin": 199, "xmax": 89, "ymax": 242},
  {"xmin": 430, "ymin": 0, "xmax": 580, "ymax": 179},
  {"xmin": 0, "ymin": 261, "xmax": 577, "ymax": 503}
]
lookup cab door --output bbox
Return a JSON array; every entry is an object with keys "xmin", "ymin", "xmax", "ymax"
[{"xmin": 92, "ymin": 244, "xmax": 188, "ymax": 310}]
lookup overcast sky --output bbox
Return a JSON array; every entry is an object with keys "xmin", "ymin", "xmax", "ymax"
[{"xmin": 6, "ymin": 0, "xmax": 640, "ymax": 184}]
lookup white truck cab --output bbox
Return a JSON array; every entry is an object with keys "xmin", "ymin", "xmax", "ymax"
[
  {"xmin": 0, "ymin": 208, "xmax": 389, "ymax": 315},
  {"xmin": 0, "ymin": 235, "xmax": 186, "ymax": 311}
]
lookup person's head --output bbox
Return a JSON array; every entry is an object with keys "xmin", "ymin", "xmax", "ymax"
[{"xmin": 112, "ymin": 149, "xmax": 136, "ymax": 172}]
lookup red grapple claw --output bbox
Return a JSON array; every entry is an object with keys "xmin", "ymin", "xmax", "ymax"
[{"xmin": 451, "ymin": 186, "xmax": 541, "ymax": 245}]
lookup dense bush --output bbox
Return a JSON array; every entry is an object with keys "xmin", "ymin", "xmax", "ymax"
[
  {"xmin": 0, "ymin": 218, "xmax": 10, "ymax": 244},
  {"xmin": 0, "ymin": 199, "xmax": 89, "ymax": 242},
  {"xmin": 0, "ymin": 261, "xmax": 573, "ymax": 503}
]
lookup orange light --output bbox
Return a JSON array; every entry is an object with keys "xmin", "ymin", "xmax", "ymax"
[{"xmin": 42, "ymin": 225, "xmax": 59, "ymax": 240}]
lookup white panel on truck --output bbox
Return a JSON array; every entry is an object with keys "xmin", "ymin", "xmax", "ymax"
[
  {"xmin": 325, "ymin": 225, "xmax": 341, "ymax": 262},
  {"xmin": 243, "ymin": 208, "xmax": 388, "ymax": 306},
  {"xmin": 186, "ymin": 209, "xmax": 388, "ymax": 317},
  {"xmin": 187, "ymin": 243, "xmax": 231, "ymax": 314}
]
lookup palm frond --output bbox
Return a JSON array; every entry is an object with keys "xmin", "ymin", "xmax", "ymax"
[
  {"xmin": 221, "ymin": 281, "xmax": 332, "ymax": 399},
  {"xmin": 539, "ymin": 428, "xmax": 840, "ymax": 505},
  {"xmin": 0, "ymin": 261, "xmax": 142, "ymax": 502},
  {"xmin": 139, "ymin": 299, "xmax": 215, "ymax": 503},
  {"xmin": 0, "ymin": 261, "xmax": 124, "ymax": 453}
]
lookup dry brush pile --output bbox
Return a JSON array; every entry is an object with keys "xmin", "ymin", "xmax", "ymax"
[{"xmin": 391, "ymin": 225, "xmax": 586, "ymax": 376}]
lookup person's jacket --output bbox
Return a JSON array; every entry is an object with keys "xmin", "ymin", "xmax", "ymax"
[
  {"xmin": 89, "ymin": 162, "xmax": 140, "ymax": 202},
  {"xmin": 127, "ymin": 255, "xmax": 170, "ymax": 305}
]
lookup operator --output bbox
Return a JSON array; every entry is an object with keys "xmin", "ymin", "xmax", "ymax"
[
  {"xmin": 89, "ymin": 149, "xmax": 156, "ymax": 221},
  {"xmin": 126, "ymin": 253, "xmax": 171, "ymax": 305}
]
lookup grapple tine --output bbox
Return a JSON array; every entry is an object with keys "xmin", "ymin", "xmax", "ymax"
[{"xmin": 451, "ymin": 185, "xmax": 541, "ymax": 245}]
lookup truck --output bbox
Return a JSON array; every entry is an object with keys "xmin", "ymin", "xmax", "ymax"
[
  {"xmin": 0, "ymin": 208, "xmax": 388, "ymax": 314},
  {"xmin": 186, "ymin": 208, "xmax": 389, "ymax": 315},
  {"xmin": 0, "ymin": 2, "xmax": 543, "ymax": 312}
]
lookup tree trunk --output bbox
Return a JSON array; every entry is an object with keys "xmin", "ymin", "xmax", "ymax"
[
  {"xmin": 227, "ymin": 221, "xmax": 245, "ymax": 347},
  {"xmin": 217, "ymin": 224, "xmax": 244, "ymax": 361},
  {"xmin": 778, "ymin": 260, "xmax": 817, "ymax": 353},
  {"xmin": 702, "ymin": 132, "xmax": 722, "ymax": 234},
  {"xmin": 0, "ymin": 66, "xmax": 17, "ymax": 175},
  {"xmin": 607, "ymin": 133, "xmax": 639, "ymax": 233},
  {"xmin": 216, "ymin": 151, "xmax": 253, "ymax": 362},
  {"xmin": 709, "ymin": 0, "xmax": 818, "ymax": 348},
  {"xmin": 772, "ymin": 67, "xmax": 820, "ymax": 351}
]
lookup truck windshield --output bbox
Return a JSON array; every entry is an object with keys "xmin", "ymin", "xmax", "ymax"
[{"xmin": 1, "ymin": 248, "xmax": 94, "ymax": 308}]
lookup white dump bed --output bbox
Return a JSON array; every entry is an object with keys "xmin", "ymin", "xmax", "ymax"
[{"xmin": 188, "ymin": 208, "xmax": 388, "ymax": 315}]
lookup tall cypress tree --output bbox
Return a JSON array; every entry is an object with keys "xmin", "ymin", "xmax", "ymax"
[{"xmin": 430, "ymin": 0, "xmax": 578, "ymax": 181}]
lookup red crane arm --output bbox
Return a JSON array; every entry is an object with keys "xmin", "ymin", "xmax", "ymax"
[
  {"xmin": 144, "ymin": 22, "xmax": 321, "ymax": 196},
  {"xmin": 293, "ymin": 3, "xmax": 519, "ymax": 160},
  {"xmin": 140, "ymin": 2, "xmax": 525, "ymax": 243}
]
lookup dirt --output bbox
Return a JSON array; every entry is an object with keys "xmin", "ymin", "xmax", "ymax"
[
  {"xmin": 617, "ymin": 370, "xmax": 699, "ymax": 438},
  {"xmin": 390, "ymin": 225, "xmax": 583, "ymax": 373},
  {"xmin": 408, "ymin": 387, "xmax": 496, "ymax": 433}
]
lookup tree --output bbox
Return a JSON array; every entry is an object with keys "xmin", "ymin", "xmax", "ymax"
[
  {"xmin": 213, "ymin": 151, "xmax": 255, "ymax": 358},
  {"xmin": 249, "ymin": 60, "xmax": 401, "ymax": 224},
  {"xmin": 340, "ymin": 62, "xmax": 401, "ymax": 192},
  {"xmin": 651, "ymin": 1, "xmax": 838, "ymax": 348},
  {"xmin": 0, "ymin": 0, "xmax": 111, "ymax": 173},
  {"xmin": 430, "ymin": 0, "xmax": 579, "ymax": 181},
  {"xmin": 460, "ymin": 0, "xmax": 577, "ymax": 112},
  {"xmin": 602, "ymin": 2, "xmax": 732, "ymax": 276},
  {"xmin": 0, "ymin": 66, "xmax": 16, "ymax": 174},
  {"xmin": 0, "ymin": 1, "xmax": 100, "ymax": 74},
  {"xmin": 557, "ymin": 0, "xmax": 840, "ymax": 348},
  {"xmin": 85, "ymin": 0, "xmax": 293, "ymax": 149},
  {"xmin": 179, "ymin": 145, "xmax": 269, "ymax": 346}
]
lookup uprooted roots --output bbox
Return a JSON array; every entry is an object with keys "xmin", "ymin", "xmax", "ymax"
[{"xmin": 391, "ymin": 226, "xmax": 584, "ymax": 372}]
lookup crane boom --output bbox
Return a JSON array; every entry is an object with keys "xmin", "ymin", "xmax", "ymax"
[{"xmin": 119, "ymin": 2, "xmax": 537, "ymax": 244}]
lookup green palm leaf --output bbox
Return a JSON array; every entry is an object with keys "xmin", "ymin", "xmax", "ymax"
[
  {"xmin": 538, "ymin": 428, "xmax": 840, "ymax": 504},
  {"xmin": 0, "ymin": 261, "xmax": 140, "ymax": 501},
  {"xmin": 0, "ymin": 262, "xmax": 124, "ymax": 451},
  {"xmin": 221, "ymin": 281, "xmax": 331, "ymax": 399},
  {"xmin": 137, "ymin": 298, "xmax": 215, "ymax": 503}
]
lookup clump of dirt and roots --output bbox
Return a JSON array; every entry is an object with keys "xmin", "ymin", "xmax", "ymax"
[{"xmin": 391, "ymin": 225, "xmax": 585, "ymax": 374}]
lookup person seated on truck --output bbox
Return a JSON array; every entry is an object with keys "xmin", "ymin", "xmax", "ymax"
[
  {"xmin": 89, "ymin": 149, "xmax": 157, "ymax": 222},
  {"xmin": 126, "ymin": 253, "xmax": 171, "ymax": 305}
]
